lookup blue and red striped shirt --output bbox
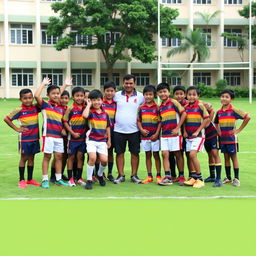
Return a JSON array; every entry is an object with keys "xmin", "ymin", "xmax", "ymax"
[
  {"xmin": 205, "ymin": 108, "xmax": 218, "ymax": 140},
  {"xmin": 102, "ymin": 98, "xmax": 116, "ymax": 130}
]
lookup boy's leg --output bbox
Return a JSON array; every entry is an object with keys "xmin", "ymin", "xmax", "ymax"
[
  {"xmin": 87, "ymin": 152, "xmax": 96, "ymax": 179},
  {"xmin": 26, "ymin": 154, "xmax": 41, "ymax": 186},
  {"xmin": 97, "ymin": 153, "xmax": 108, "ymax": 186},
  {"xmin": 169, "ymin": 152, "xmax": 176, "ymax": 178},
  {"xmin": 142, "ymin": 151, "xmax": 154, "ymax": 184},
  {"xmin": 158, "ymin": 150, "xmax": 173, "ymax": 186},
  {"xmin": 76, "ymin": 151, "xmax": 86, "ymax": 185},
  {"xmin": 205, "ymin": 151, "xmax": 215, "ymax": 182},
  {"xmin": 153, "ymin": 151, "xmax": 161, "ymax": 177},
  {"xmin": 174, "ymin": 151, "xmax": 184, "ymax": 177},
  {"xmin": 67, "ymin": 154, "xmax": 75, "ymax": 179},
  {"xmin": 230, "ymin": 153, "xmax": 240, "ymax": 186},
  {"xmin": 108, "ymin": 148, "xmax": 114, "ymax": 176},
  {"xmin": 50, "ymin": 158, "xmax": 56, "ymax": 182},
  {"xmin": 54, "ymin": 152, "xmax": 63, "ymax": 180},
  {"xmin": 224, "ymin": 153, "xmax": 232, "ymax": 183},
  {"xmin": 18, "ymin": 155, "xmax": 28, "ymax": 188},
  {"xmin": 42, "ymin": 153, "xmax": 51, "ymax": 178}
]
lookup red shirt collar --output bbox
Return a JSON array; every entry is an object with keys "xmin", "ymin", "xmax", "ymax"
[
  {"xmin": 21, "ymin": 104, "xmax": 34, "ymax": 110},
  {"xmin": 188, "ymin": 100, "xmax": 199, "ymax": 107},
  {"xmin": 73, "ymin": 103, "xmax": 84, "ymax": 109},
  {"xmin": 91, "ymin": 107, "xmax": 104, "ymax": 114},
  {"xmin": 103, "ymin": 97, "xmax": 115, "ymax": 104},
  {"xmin": 221, "ymin": 104, "xmax": 233, "ymax": 112},
  {"xmin": 48, "ymin": 100, "xmax": 60, "ymax": 107},
  {"xmin": 161, "ymin": 98, "xmax": 172, "ymax": 106},
  {"xmin": 142, "ymin": 101, "xmax": 157, "ymax": 108}
]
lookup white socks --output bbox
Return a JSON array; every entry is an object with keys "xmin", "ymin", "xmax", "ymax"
[
  {"xmin": 42, "ymin": 175, "xmax": 48, "ymax": 181},
  {"xmin": 98, "ymin": 164, "xmax": 106, "ymax": 177},
  {"xmin": 55, "ymin": 173, "xmax": 62, "ymax": 181},
  {"xmin": 87, "ymin": 165, "xmax": 94, "ymax": 180}
]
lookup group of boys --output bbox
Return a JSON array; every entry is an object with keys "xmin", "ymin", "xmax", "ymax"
[{"xmin": 4, "ymin": 75, "xmax": 250, "ymax": 190}]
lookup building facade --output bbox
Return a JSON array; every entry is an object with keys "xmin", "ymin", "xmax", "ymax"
[{"xmin": 0, "ymin": 0, "xmax": 255, "ymax": 98}]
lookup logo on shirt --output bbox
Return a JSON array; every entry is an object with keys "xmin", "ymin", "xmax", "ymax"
[
  {"xmin": 22, "ymin": 112, "xmax": 28, "ymax": 115},
  {"xmin": 134, "ymin": 99, "xmax": 137, "ymax": 103}
]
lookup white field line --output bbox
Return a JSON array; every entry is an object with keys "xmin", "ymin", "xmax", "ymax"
[{"xmin": 0, "ymin": 195, "xmax": 256, "ymax": 201}]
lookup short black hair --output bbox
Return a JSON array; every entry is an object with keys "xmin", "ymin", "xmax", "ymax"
[
  {"xmin": 104, "ymin": 81, "xmax": 116, "ymax": 91},
  {"xmin": 123, "ymin": 74, "xmax": 136, "ymax": 82},
  {"xmin": 84, "ymin": 89, "xmax": 90, "ymax": 93},
  {"xmin": 143, "ymin": 85, "xmax": 157, "ymax": 98},
  {"xmin": 220, "ymin": 89, "xmax": 235, "ymax": 99},
  {"xmin": 89, "ymin": 89, "xmax": 103, "ymax": 100},
  {"xmin": 173, "ymin": 85, "xmax": 186, "ymax": 94},
  {"xmin": 186, "ymin": 86, "xmax": 200, "ymax": 96},
  {"xmin": 61, "ymin": 90, "xmax": 70, "ymax": 98},
  {"xmin": 47, "ymin": 85, "xmax": 60, "ymax": 95},
  {"xmin": 72, "ymin": 87, "xmax": 85, "ymax": 97},
  {"xmin": 19, "ymin": 89, "xmax": 32, "ymax": 98},
  {"xmin": 156, "ymin": 82, "xmax": 170, "ymax": 92}
]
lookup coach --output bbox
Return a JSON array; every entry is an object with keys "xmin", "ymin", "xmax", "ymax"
[{"xmin": 113, "ymin": 74, "xmax": 144, "ymax": 184}]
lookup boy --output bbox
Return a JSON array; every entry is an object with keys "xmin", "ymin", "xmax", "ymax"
[
  {"xmin": 34, "ymin": 77, "xmax": 69, "ymax": 188},
  {"xmin": 83, "ymin": 89, "xmax": 111, "ymax": 190},
  {"xmin": 157, "ymin": 83, "xmax": 187, "ymax": 186},
  {"xmin": 4, "ymin": 89, "xmax": 41, "ymax": 188},
  {"xmin": 183, "ymin": 86, "xmax": 210, "ymax": 188},
  {"xmin": 214, "ymin": 89, "xmax": 250, "ymax": 187},
  {"xmin": 63, "ymin": 87, "xmax": 87, "ymax": 187},
  {"xmin": 137, "ymin": 85, "xmax": 161, "ymax": 184},
  {"xmin": 102, "ymin": 81, "xmax": 117, "ymax": 182}
]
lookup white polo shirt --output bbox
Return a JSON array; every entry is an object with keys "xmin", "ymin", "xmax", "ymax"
[{"xmin": 114, "ymin": 89, "xmax": 144, "ymax": 134}]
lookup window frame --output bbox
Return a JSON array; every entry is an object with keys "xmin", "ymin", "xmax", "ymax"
[
  {"xmin": 10, "ymin": 24, "xmax": 33, "ymax": 45},
  {"xmin": 224, "ymin": 0, "xmax": 243, "ymax": 5},
  {"xmin": 11, "ymin": 69, "xmax": 34, "ymax": 87},
  {"xmin": 41, "ymin": 25, "xmax": 59, "ymax": 46},
  {"xmin": 132, "ymin": 73, "xmax": 150, "ymax": 87},
  {"xmin": 42, "ymin": 69, "xmax": 64, "ymax": 87},
  {"xmin": 224, "ymin": 72, "xmax": 241, "ymax": 86},
  {"xmin": 71, "ymin": 69, "xmax": 92, "ymax": 87},
  {"xmin": 193, "ymin": 72, "xmax": 212, "ymax": 86},
  {"xmin": 224, "ymin": 28, "xmax": 242, "ymax": 48},
  {"xmin": 100, "ymin": 73, "xmax": 120, "ymax": 87}
]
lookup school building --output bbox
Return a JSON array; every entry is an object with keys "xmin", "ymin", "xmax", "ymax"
[{"xmin": 0, "ymin": 0, "xmax": 256, "ymax": 98}]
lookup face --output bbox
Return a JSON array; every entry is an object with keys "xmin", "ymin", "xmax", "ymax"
[
  {"xmin": 73, "ymin": 91, "xmax": 85, "ymax": 106},
  {"xmin": 48, "ymin": 88, "xmax": 61, "ymax": 103},
  {"xmin": 173, "ymin": 90, "xmax": 186, "ymax": 103},
  {"xmin": 60, "ymin": 95, "xmax": 69, "ymax": 106},
  {"xmin": 123, "ymin": 78, "xmax": 135, "ymax": 93},
  {"xmin": 20, "ymin": 92, "xmax": 33, "ymax": 107},
  {"xmin": 91, "ymin": 97, "xmax": 103, "ymax": 109},
  {"xmin": 187, "ymin": 89, "xmax": 199, "ymax": 103},
  {"xmin": 104, "ymin": 87, "xmax": 116, "ymax": 100},
  {"xmin": 220, "ymin": 93, "xmax": 232, "ymax": 106},
  {"xmin": 157, "ymin": 88, "xmax": 170, "ymax": 101},
  {"xmin": 144, "ymin": 91, "xmax": 155, "ymax": 103}
]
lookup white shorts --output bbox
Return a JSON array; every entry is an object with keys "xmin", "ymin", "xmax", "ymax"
[
  {"xmin": 42, "ymin": 136, "xmax": 64, "ymax": 154},
  {"xmin": 186, "ymin": 137, "xmax": 205, "ymax": 152},
  {"xmin": 160, "ymin": 136, "xmax": 182, "ymax": 152},
  {"xmin": 141, "ymin": 140, "xmax": 160, "ymax": 152},
  {"xmin": 86, "ymin": 140, "xmax": 108, "ymax": 156}
]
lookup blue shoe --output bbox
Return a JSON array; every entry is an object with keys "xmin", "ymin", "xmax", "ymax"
[
  {"xmin": 204, "ymin": 176, "xmax": 215, "ymax": 183},
  {"xmin": 55, "ymin": 179, "xmax": 69, "ymax": 186},
  {"xmin": 213, "ymin": 179, "xmax": 223, "ymax": 187},
  {"xmin": 41, "ymin": 180, "xmax": 50, "ymax": 189}
]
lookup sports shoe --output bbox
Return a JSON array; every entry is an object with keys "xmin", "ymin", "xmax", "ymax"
[
  {"xmin": 50, "ymin": 177, "xmax": 56, "ymax": 184},
  {"xmin": 158, "ymin": 176, "xmax": 173, "ymax": 186},
  {"xmin": 131, "ymin": 175, "xmax": 142, "ymax": 184},
  {"xmin": 77, "ymin": 178, "xmax": 86, "ymax": 186},
  {"xmin": 18, "ymin": 180, "xmax": 27, "ymax": 189},
  {"xmin": 223, "ymin": 177, "xmax": 232, "ymax": 184},
  {"xmin": 178, "ymin": 176, "xmax": 186, "ymax": 186},
  {"xmin": 156, "ymin": 176, "xmax": 162, "ymax": 184},
  {"xmin": 232, "ymin": 178, "xmax": 240, "ymax": 187},
  {"xmin": 184, "ymin": 178, "xmax": 196, "ymax": 186},
  {"xmin": 142, "ymin": 176, "xmax": 153, "ymax": 184},
  {"xmin": 55, "ymin": 179, "xmax": 69, "ymax": 186},
  {"xmin": 62, "ymin": 174, "xmax": 69, "ymax": 181},
  {"xmin": 107, "ymin": 174, "xmax": 114, "ymax": 182},
  {"xmin": 68, "ymin": 178, "xmax": 76, "ymax": 187},
  {"xmin": 41, "ymin": 180, "xmax": 50, "ymax": 189},
  {"xmin": 85, "ymin": 180, "xmax": 93, "ymax": 190},
  {"xmin": 213, "ymin": 179, "xmax": 223, "ymax": 187},
  {"xmin": 114, "ymin": 175, "xmax": 125, "ymax": 184},
  {"xmin": 204, "ymin": 176, "xmax": 215, "ymax": 183},
  {"xmin": 193, "ymin": 179, "xmax": 205, "ymax": 188},
  {"xmin": 171, "ymin": 177, "xmax": 179, "ymax": 182},
  {"xmin": 26, "ymin": 179, "xmax": 41, "ymax": 186},
  {"xmin": 98, "ymin": 176, "xmax": 106, "ymax": 186}
]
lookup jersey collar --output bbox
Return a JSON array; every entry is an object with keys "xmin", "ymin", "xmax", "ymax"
[
  {"xmin": 121, "ymin": 89, "xmax": 137, "ymax": 96},
  {"xmin": 103, "ymin": 97, "xmax": 115, "ymax": 104},
  {"xmin": 221, "ymin": 104, "xmax": 233, "ymax": 112}
]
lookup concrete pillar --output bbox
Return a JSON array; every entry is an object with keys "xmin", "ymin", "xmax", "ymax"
[{"xmin": 4, "ymin": 0, "xmax": 9, "ymax": 98}]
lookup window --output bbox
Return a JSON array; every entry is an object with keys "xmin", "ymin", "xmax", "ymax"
[
  {"xmin": 104, "ymin": 32, "xmax": 121, "ymax": 46},
  {"xmin": 72, "ymin": 69, "xmax": 92, "ymax": 86},
  {"xmin": 42, "ymin": 69, "xmax": 63, "ymax": 86},
  {"xmin": 162, "ymin": 76, "xmax": 181, "ymax": 86},
  {"xmin": 10, "ymin": 24, "xmax": 33, "ymax": 45},
  {"xmin": 193, "ymin": 0, "xmax": 211, "ymax": 4},
  {"xmin": 101, "ymin": 73, "xmax": 120, "ymax": 86},
  {"xmin": 224, "ymin": 72, "xmax": 241, "ymax": 86},
  {"xmin": 162, "ymin": 0, "xmax": 182, "ymax": 3},
  {"xmin": 71, "ymin": 30, "xmax": 92, "ymax": 46},
  {"xmin": 224, "ymin": 0, "xmax": 242, "ymax": 4},
  {"xmin": 202, "ymin": 28, "xmax": 211, "ymax": 47},
  {"xmin": 12, "ymin": 69, "xmax": 34, "ymax": 87},
  {"xmin": 224, "ymin": 28, "xmax": 242, "ymax": 47},
  {"xmin": 41, "ymin": 25, "xmax": 59, "ymax": 45},
  {"xmin": 162, "ymin": 28, "xmax": 182, "ymax": 47},
  {"xmin": 193, "ymin": 72, "xmax": 211, "ymax": 86},
  {"xmin": 132, "ymin": 73, "xmax": 150, "ymax": 86}
]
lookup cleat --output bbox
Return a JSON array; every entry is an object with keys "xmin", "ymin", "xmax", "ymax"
[
  {"xmin": 158, "ymin": 176, "xmax": 173, "ymax": 186},
  {"xmin": 18, "ymin": 180, "xmax": 27, "ymax": 189},
  {"xmin": 223, "ymin": 177, "xmax": 232, "ymax": 184},
  {"xmin": 107, "ymin": 174, "xmax": 114, "ymax": 182},
  {"xmin": 184, "ymin": 178, "xmax": 196, "ymax": 186},
  {"xmin": 77, "ymin": 178, "xmax": 86, "ymax": 186},
  {"xmin": 85, "ymin": 180, "xmax": 93, "ymax": 190},
  {"xmin": 142, "ymin": 176, "xmax": 153, "ymax": 184},
  {"xmin": 204, "ymin": 176, "xmax": 215, "ymax": 183},
  {"xmin": 55, "ymin": 179, "xmax": 69, "ymax": 186},
  {"xmin": 41, "ymin": 180, "xmax": 50, "ymax": 189},
  {"xmin": 114, "ymin": 175, "xmax": 125, "ymax": 184},
  {"xmin": 62, "ymin": 174, "xmax": 69, "ymax": 181},
  {"xmin": 156, "ymin": 176, "xmax": 162, "ymax": 184},
  {"xmin": 193, "ymin": 179, "xmax": 205, "ymax": 188},
  {"xmin": 98, "ymin": 176, "xmax": 106, "ymax": 186},
  {"xmin": 131, "ymin": 175, "xmax": 142, "ymax": 184},
  {"xmin": 50, "ymin": 177, "xmax": 56, "ymax": 184},
  {"xmin": 232, "ymin": 178, "xmax": 240, "ymax": 187},
  {"xmin": 26, "ymin": 179, "xmax": 40, "ymax": 186},
  {"xmin": 213, "ymin": 179, "xmax": 223, "ymax": 187},
  {"xmin": 178, "ymin": 176, "xmax": 186, "ymax": 186},
  {"xmin": 171, "ymin": 177, "xmax": 179, "ymax": 182},
  {"xmin": 68, "ymin": 177, "xmax": 76, "ymax": 187}
]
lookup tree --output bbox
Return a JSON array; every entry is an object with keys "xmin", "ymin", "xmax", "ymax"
[
  {"xmin": 47, "ymin": 0, "xmax": 181, "ymax": 81},
  {"xmin": 167, "ymin": 28, "xmax": 210, "ymax": 76}
]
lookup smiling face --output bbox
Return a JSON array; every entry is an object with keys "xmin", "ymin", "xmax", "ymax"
[
  {"xmin": 187, "ymin": 89, "xmax": 199, "ymax": 104},
  {"xmin": 73, "ymin": 91, "xmax": 85, "ymax": 106},
  {"xmin": 91, "ymin": 97, "xmax": 103, "ymax": 110},
  {"xmin": 60, "ymin": 95, "xmax": 69, "ymax": 107},
  {"xmin": 123, "ymin": 78, "xmax": 135, "ymax": 94},
  {"xmin": 20, "ymin": 92, "xmax": 33, "ymax": 107},
  {"xmin": 173, "ymin": 90, "xmax": 186, "ymax": 104},
  {"xmin": 220, "ymin": 93, "xmax": 232, "ymax": 106},
  {"xmin": 157, "ymin": 88, "xmax": 170, "ymax": 102},
  {"xmin": 48, "ymin": 88, "xmax": 61, "ymax": 103},
  {"xmin": 104, "ymin": 87, "xmax": 116, "ymax": 100},
  {"xmin": 144, "ymin": 91, "xmax": 155, "ymax": 104}
]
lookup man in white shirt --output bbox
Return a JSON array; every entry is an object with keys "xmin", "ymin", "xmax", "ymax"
[{"xmin": 113, "ymin": 74, "xmax": 145, "ymax": 184}]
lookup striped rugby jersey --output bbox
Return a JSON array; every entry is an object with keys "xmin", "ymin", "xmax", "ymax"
[
  {"xmin": 185, "ymin": 101, "xmax": 209, "ymax": 138},
  {"xmin": 87, "ymin": 108, "xmax": 110, "ymax": 142},
  {"xmin": 159, "ymin": 98, "xmax": 185, "ymax": 138},
  {"xmin": 40, "ymin": 100, "xmax": 65, "ymax": 138},
  {"xmin": 137, "ymin": 102, "xmax": 160, "ymax": 140},
  {"xmin": 6, "ymin": 104, "xmax": 40, "ymax": 142},
  {"xmin": 102, "ymin": 98, "xmax": 116, "ymax": 130},
  {"xmin": 63, "ymin": 104, "xmax": 87, "ymax": 141},
  {"xmin": 205, "ymin": 108, "xmax": 218, "ymax": 140},
  {"xmin": 214, "ymin": 104, "xmax": 248, "ymax": 144}
]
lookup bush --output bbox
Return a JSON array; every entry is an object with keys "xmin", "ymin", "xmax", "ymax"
[
  {"xmin": 216, "ymin": 79, "xmax": 227, "ymax": 96},
  {"xmin": 197, "ymin": 83, "xmax": 216, "ymax": 97}
]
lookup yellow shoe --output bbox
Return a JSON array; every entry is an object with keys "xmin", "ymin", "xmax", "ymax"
[
  {"xmin": 156, "ymin": 176, "xmax": 162, "ymax": 184},
  {"xmin": 142, "ymin": 176, "xmax": 153, "ymax": 184},
  {"xmin": 193, "ymin": 179, "xmax": 205, "ymax": 188},
  {"xmin": 184, "ymin": 178, "xmax": 196, "ymax": 186}
]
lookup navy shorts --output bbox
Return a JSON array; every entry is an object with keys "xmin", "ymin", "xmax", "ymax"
[
  {"xmin": 220, "ymin": 143, "xmax": 238, "ymax": 155},
  {"xmin": 204, "ymin": 136, "xmax": 218, "ymax": 153},
  {"xmin": 68, "ymin": 140, "xmax": 86, "ymax": 155},
  {"xmin": 19, "ymin": 140, "xmax": 40, "ymax": 155}
]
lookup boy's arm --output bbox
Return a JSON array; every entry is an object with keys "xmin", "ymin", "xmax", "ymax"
[
  {"xmin": 231, "ymin": 114, "xmax": 250, "ymax": 135},
  {"xmin": 214, "ymin": 123, "xmax": 221, "ymax": 137},
  {"xmin": 191, "ymin": 117, "xmax": 210, "ymax": 138},
  {"xmin": 82, "ymin": 99, "xmax": 92, "ymax": 118},
  {"xmin": 34, "ymin": 77, "xmax": 51, "ymax": 105},
  {"xmin": 60, "ymin": 77, "xmax": 73, "ymax": 94},
  {"xmin": 106, "ymin": 127, "xmax": 111, "ymax": 149},
  {"xmin": 137, "ymin": 120, "xmax": 149, "ymax": 137},
  {"xmin": 151, "ymin": 122, "xmax": 161, "ymax": 141},
  {"xmin": 63, "ymin": 122, "xmax": 80, "ymax": 139},
  {"xmin": 4, "ymin": 117, "xmax": 28, "ymax": 133},
  {"xmin": 171, "ymin": 111, "xmax": 187, "ymax": 136}
]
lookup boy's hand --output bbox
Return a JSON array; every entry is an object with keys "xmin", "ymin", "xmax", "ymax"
[
  {"xmin": 141, "ymin": 129, "xmax": 149, "ymax": 137},
  {"xmin": 171, "ymin": 127, "xmax": 179, "ymax": 136},
  {"xmin": 183, "ymin": 131, "xmax": 188, "ymax": 138},
  {"xmin": 64, "ymin": 77, "xmax": 73, "ymax": 87},
  {"xmin": 230, "ymin": 129, "xmax": 239, "ymax": 135},
  {"xmin": 191, "ymin": 131, "xmax": 199, "ymax": 138},
  {"xmin": 107, "ymin": 140, "xmax": 111, "ymax": 149},
  {"xmin": 87, "ymin": 99, "xmax": 92, "ymax": 107},
  {"xmin": 42, "ymin": 77, "xmax": 51, "ymax": 86},
  {"xmin": 150, "ymin": 133, "xmax": 158, "ymax": 142},
  {"xmin": 61, "ymin": 129, "xmax": 67, "ymax": 136},
  {"xmin": 72, "ymin": 132, "xmax": 80, "ymax": 139},
  {"xmin": 16, "ymin": 126, "xmax": 29, "ymax": 133}
]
